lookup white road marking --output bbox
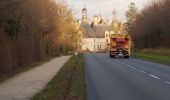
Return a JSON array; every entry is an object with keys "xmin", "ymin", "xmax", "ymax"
[
  {"xmin": 165, "ymin": 81, "xmax": 170, "ymax": 85},
  {"xmin": 148, "ymin": 74, "xmax": 161, "ymax": 79},
  {"xmin": 114, "ymin": 59, "xmax": 170, "ymax": 85},
  {"xmin": 130, "ymin": 66, "xmax": 137, "ymax": 70},
  {"xmin": 122, "ymin": 62, "xmax": 126, "ymax": 65},
  {"xmin": 138, "ymin": 70, "xmax": 147, "ymax": 74}
]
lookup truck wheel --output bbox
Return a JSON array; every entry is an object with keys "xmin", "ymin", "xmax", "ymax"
[
  {"xmin": 110, "ymin": 55, "xmax": 115, "ymax": 58},
  {"xmin": 124, "ymin": 56, "xmax": 129, "ymax": 58},
  {"xmin": 110, "ymin": 54, "xmax": 112, "ymax": 58}
]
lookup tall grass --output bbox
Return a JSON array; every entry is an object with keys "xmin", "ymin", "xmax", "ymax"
[{"xmin": 133, "ymin": 51, "xmax": 170, "ymax": 65}]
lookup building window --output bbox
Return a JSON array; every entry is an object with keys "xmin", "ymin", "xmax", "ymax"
[
  {"xmin": 106, "ymin": 34, "xmax": 108, "ymax": 37},
  {"xmin": 98, "ymin": 45, "xmax": 100, "ymax": 50},
  {"xmin": 106, "ymin": 39, "xmax": 108, "ymax": 42}
]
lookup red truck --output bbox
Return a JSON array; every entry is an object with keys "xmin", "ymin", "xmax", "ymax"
[{"xmin": 109, "ymin": 34, "xmax": 130, "ymax": 58}]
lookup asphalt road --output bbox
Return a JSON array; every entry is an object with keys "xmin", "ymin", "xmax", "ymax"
[{"xmin": 84, "ymin": 53, "xmax": 170, "ymax": 100}]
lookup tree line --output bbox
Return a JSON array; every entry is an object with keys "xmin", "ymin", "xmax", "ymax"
[
  {"xmin": 0, "ymin": 0, "xmax": 79, "ymax": 74},
  {"xmin": 129, "ymin": 0, "xmax": 170, "ymax": 49}
]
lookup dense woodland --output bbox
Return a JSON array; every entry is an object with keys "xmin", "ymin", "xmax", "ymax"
[
  {"xmin": 0, "ymin": 0, "xmax": 79, "ymax": 74},
  {"xmin": 131, "ymin": 0, "xmax": 170, "ymax": 49}
]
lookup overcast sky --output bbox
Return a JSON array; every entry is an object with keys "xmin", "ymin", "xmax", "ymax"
[{"xmin": 66, "ymin": 0, "xmax": 153, "ymax": 22}]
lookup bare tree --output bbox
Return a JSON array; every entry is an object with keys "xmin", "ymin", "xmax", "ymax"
[
  {"xmin": 131, "ymin": 0, "xmax": 170, "ymax": 49},
  {"xmin": 0, "ymin": 0, "xmax": 78, "ymax": 74}
]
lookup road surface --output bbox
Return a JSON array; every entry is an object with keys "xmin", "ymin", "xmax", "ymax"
[
  {"xmin": 0, "ymin": 56, "xmax": 71, "ymax": 100},
  {"xmin": 85, "ymin": 53, "xmax": 170, "ymax": 100}
]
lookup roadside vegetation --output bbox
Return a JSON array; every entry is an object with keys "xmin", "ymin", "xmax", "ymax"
[
  {"xmin": 140, "ymin": 48, "xmax": 170, "ymax": 56},
  {"xmin": 0, "ymin": 0, "xmax": 80, "ymax": 79},
  {"xmin": 125, "ymin": 0, "xmax": 170, "ymax": 61},
  {"xmin": 129, "ymin": 0, "xmax": 170, "ymax": 49},
  {"xmin": 133, "ymin": 51, "xmax": 170, "ymax": 65},
  {"xmin": 32, "ymin": 55, "xmax": 86, "ymax": 100}
]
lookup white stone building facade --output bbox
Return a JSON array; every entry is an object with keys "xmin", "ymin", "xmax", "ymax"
[
  {"xmin": 81, "ymin": 31, "xmax": 112, "ymax": 52},
  {"xmin": 81, "ymin": 38, "xmax": 107, "ymax": 51}
]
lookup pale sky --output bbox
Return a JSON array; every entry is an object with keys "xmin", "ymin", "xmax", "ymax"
[{"xmin": 66, "ymin": 0, "xmax": 154, "ymax": 22}]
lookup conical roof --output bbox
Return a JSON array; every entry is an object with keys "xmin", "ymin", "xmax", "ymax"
[{"xmin": 82, "ymin": 7, "xmax": 87, "ymax": 11}]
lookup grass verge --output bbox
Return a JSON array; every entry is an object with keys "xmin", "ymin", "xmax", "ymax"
[
  {"xmin": 31, "ymin": 54, "xmax": 86, "ymax": 100},
  {"xmin": 0, "ymin": 56, "xmax": 53, "ymax": 83},
  {"xmin": 132, "ymin": 51, "xmax": 170, "ymax": 65}
]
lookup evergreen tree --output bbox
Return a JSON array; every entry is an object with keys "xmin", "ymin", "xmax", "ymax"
[{"xmin": 125, "ymin": 2, "xmax": 138, "ymax": 34}]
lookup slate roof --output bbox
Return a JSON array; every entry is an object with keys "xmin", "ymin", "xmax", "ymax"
[
  {"xmin": 82, "ymin": 8, "xmax": 87, "ymax": 11},
  {"xmin": 93, "ymin": 25, "xmax": 112, "ymax": 38},
  {"xmin": 80, "ymin": 22, "xmax": 113, "ymax": 38},
  {"xmin": 80, "ymin": 22, "xmax": 95, "ymax": 38}
]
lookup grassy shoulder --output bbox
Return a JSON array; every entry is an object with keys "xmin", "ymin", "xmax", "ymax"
[
  {"xmin": 0, "ymin": 56, "xmax": 53, "ymax": 83},
  {"xmin": 132, "ymin": 51, "xmax": 170, "ymax": 65},
  {"xmin": 32, "ymin": 55, "xmax": 86, "ymax": 100}
]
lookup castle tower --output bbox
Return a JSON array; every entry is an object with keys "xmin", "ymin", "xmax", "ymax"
[
  {"xmin": 111, "ymin": 9, "xmax": 118, "ymax": 32},
  {"xmin": 82, "ymin": 5, "xmax": 88, "ymax": 22},
  {"xmin": 112, "ymin": 9, "xmax": 117, "ymax": 22},
  {"xmin": 93, "ymin": 15, "xmax": 99, "ymax": 26}
]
